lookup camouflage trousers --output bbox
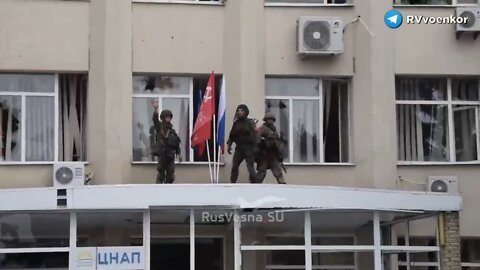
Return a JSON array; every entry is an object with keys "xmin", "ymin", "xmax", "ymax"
[
  {"xmin": 156, "ymin": 153, "xmax": 175, "ymax": 184},
  {"xmin": 255, "ymin": 155, "xmax": 286, "ymax": 184},
  {"xmin": 230, "ymin": 144, "xmax": 257, "ymax": 183}
]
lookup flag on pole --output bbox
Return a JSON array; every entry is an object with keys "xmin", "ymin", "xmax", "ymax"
[
  {"xmin": 217, "ymin": 76, "xmax": 226, "ymax": 154},
  {"xmin": 191, "ymin": 71, "xmax": 216, "ymax": 156}
]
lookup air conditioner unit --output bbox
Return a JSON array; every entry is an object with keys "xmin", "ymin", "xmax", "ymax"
[
  {"xmin": 297, "ymin": 16, "xmax": 344, "ymax": 56},
  {"xmin": 427, "ymin": 176, "xmax": 459, "ymax": 194},
  {"xmin": 53, "ymin": 162, "xmax": 85, "ymax": 188},
  {"xmin": 456, "ymin": 7, "xmax": 480, "ymax": 32}
]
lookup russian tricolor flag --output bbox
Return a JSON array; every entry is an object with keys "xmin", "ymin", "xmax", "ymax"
[{"xmin": 217, "ymin": 76, "xmax": 226, "ymax": 154}]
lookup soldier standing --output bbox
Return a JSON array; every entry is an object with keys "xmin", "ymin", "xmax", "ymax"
[
  {"xmin": 152, "ymin": 103, "xmax": 182, "ymax": 183},
  {"xmin": 227, "ymin": 104, "xmax": 258, "ymax": 183},
  {"xmin": 255, "ymin": 112, "xmax": 286, "ymax": 184}
]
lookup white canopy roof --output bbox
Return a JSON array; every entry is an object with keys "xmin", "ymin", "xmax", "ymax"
[{"xmin": 0, "ymin": 184, "xmax": 462, "ymax": 212}]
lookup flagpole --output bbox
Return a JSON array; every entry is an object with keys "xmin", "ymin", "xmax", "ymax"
[
  {"xmin": 206, "ymin": 140, "xmax": 213, "ymax": 184},
  {"xmin": 213, "ymin": 114, "xmax": 217, "ymax": 183},
  {"xmin": 216, "ymin": 145, "xmax": 221, "ymax": 184}
]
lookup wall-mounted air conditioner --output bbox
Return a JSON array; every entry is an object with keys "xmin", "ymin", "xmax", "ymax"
[
  {"xmin": 53, "ymin": 162, "xmax": 85, "ymax": 188},
  {"xmin": 297, "ymin": 16, "xmax": 344, "ymax": 56},
  {"xmin": 427, "ymin": 176, "xmax": 459, "ymax": 194}
]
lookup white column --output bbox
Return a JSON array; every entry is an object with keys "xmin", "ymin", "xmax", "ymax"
[
  {"xmin": 373, "ymin": 212, "xmax": 382, "ymax": 270},
  {"xmin": 234, "ymin": 210, "xmax": 242, "ymax": 270},
  {"xmin": 143, "ymin": 210, "xmax": 151, "ymax": 270},
  {"xmin": 406, "ymin": 221, "xmax": 411, "ymax": 270},
  {"xmin": 68, "ymin": 212, "xmax": 77, "ymax": 269},
  {"xmin": 190, "ymin": 209, "xmax": 195, "ymax": 270},
  {"xmin": 304, "ymin": 211, "xmax": 312, "ymax": 270}
]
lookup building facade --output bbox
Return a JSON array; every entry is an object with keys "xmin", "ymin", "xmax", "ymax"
[{"xmin": 0, "ymin": 0, "xmax": 479, "ymax": 269}]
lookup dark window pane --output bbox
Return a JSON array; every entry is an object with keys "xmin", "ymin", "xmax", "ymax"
[
  {"xmin": 0, "ymin": 213, "xmax": 69, "ymax": 248},
  {"xmin": 461, "ymin": 239, "xmax": 480, "ymax": 263},
  {"xmin": 452, "ymin": 79, "xmax": 479, "ymax": 101},
  {"xmin": 323, "ymin": 80, "xmax": 349, "ymax": 162},
  {"xmin": 398, "ymin": 0, "xmax": 452, "ymax": 4},
  {"xmin": 396, "ymin": 78, "xmax": 447, "ymax": 101},
  {"xmin": 0, "ymin": 96, "xmax": 21, "ymax": 161},
  {"xmin": 77, "ymin": 212, "xmax": 143, "ymax": 247},
  {"xmin": 241, "ymin": 212, "xmax": 304, "ymax": 246},
  {"xmin": 0, "ymin": 252, "xmax": 68, "ymax": 269}
]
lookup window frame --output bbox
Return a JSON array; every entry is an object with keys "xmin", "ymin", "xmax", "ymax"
[
  {"xmin": 132, "ymin": 0, "xmax": 224, "ymax": 5},
  {"xmin": 397, "ymin": 237, "xmax": 480, "ymax": 269},
  {"xmin": 264, "ymin": 233, "xmax": 357, "ymax": 270},
  {"xmin": 264, "ymin": 0, "xmax": 354, "ymax": 7},
  {"xmin": 0, "ymin": 74, "xmax": 60, "ymax": 164},
  {"xmin": 393, "ymin": 0, "xmax": 480, "ymax": 6},
  {"xmin": 265, "ymin": 77, "xmax": 352, "ymax": 165},
  {"xmin": 132, "ymin": 77, "xmax": 194, "ymax": 164},
  {"xmin": 396, "ymin": 78, "xmax": 480, "ymax": 165}
]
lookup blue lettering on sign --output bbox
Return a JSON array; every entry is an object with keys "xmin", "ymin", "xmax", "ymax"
[
  {"xmin": 97, "ymin": 251, "xmax": 142, "ymax": 265},
  {"xmin": 132, "ymin": 252, "xmax": 141, "ymax": 264},
  {"xmin": 98, "ymin": 253, "xmax": 108, "ymax": 265},
  {"xmin": 109, "ymin": 252, "xmax": 119, "ymax": 264},
  {"xmin": 120, "ymin": 253, "xmax": 130, "ymax": 264}
]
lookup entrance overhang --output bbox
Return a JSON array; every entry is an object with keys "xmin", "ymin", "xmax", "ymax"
[{"xmin": 0, "ymin": 184, "xmax": 462, "ymax": 212}]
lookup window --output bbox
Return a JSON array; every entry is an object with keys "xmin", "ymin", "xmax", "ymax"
[
  {"xmin": 394, "ymin": 0, "xmax": 479, "ymax": 5},
  {"xmin": 461, "ymin": 238, "xmax": 480, "ymax": 269},
  {"xmin": 396, "ymin": 237, "xmax": 480, "ymax": 269},
  {"xmin": 396, "ymin": 77, "xmax": 480, "ymax": 163},
  {"xmin": 133, "ymin": 0, "xmax": 222, "ymax": 3},
  {"xmin": 0, "ymin": 74, "xmax": 87, "ymax": 163},
  {"xmin": 265, "ymin": 0, "xmax": 351, "ymax": 4},
  {"xmin": 394, "ymin": 0, "xmax": 452, "ymax": 4},
  {"xmin": 264, "ymin": 236, "xmax": 356, "ymax": 270},
  {"xmin": 265, "ymin": 78, "xmax": 350, "ymax": 164},
  {"xmin": 132, "ymin": 74, "xmax": 221, "ymax": 163},
  {"xmin": 398, "ymin": 237, "xmax": 438, "ymax": 269}
]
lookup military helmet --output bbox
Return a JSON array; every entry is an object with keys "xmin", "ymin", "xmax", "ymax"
[
  {"xmin": 263, "ymin": 112, "xmax": 276, "ymax": 121},
  {"xmin": 160, "ymin": 109, "xmax": 173, "ymax": 120},
  {"xmin": 236, "ymin": 104, "xmax": 250, "ymax": 116}
]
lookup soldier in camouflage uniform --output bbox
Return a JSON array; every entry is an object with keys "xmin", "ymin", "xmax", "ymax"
[
  {"xmin": 152, "ymin": 105, "xmax": 182, "ymax": 184},
  {"xmin": 255, "ymin": 112, "xmax": 286, "ymax": 184},
  {"xmin": 227, "ymin": 104, "xmax": 258, "ymax": 183}
]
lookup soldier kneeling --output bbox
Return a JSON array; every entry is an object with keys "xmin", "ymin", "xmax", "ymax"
[{"xmin": 255, "ymin": 113, "xmax": 286, "ymax": 184}]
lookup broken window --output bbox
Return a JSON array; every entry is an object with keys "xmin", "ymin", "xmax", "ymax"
[
  {"xmin": 265, "ymin": 77, "xmax": 350, "ymax": 164},
  {"xmin": 132, "ymin": 74, "xmax": 221, "ymax": 163},
  {"xmin": 396, "ymin": 77, "xmax": 480, "ymax": 163},
  {"xmin": 0, "ymin": 73, "xmax": 87, "ymax": 163}
]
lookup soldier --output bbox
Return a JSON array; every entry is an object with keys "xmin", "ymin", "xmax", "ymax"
[
  {"xmin": 255, "ymin": 112, "xmax": 286, "ymax": 184},
  {"xmin": 152, "ymin": 102, "xmax": 182, "ymax": 184},
  {"xmin": 227, "ymin": 104, "xmax": 258, "ymax": 183}
]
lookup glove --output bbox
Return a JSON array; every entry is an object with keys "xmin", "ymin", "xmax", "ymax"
[{"xmin": 227, "ymin": 145, "xmax": 232, "ymax": 155}]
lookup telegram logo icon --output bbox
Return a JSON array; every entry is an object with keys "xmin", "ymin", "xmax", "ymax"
[{"xmin": 384, "ymin": 10, "xmax": 403, "ymax": 29}]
